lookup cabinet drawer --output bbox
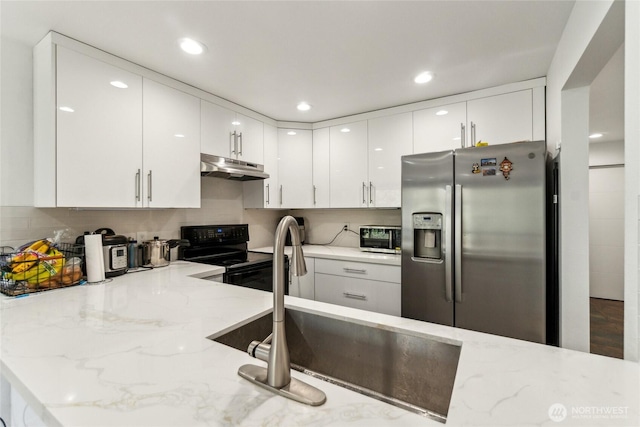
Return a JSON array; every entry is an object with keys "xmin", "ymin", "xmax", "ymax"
[
  {"xmin": 314, "ymin": 273, "xmax": 400, "ymax": 316},
  {"xmin": 314, "ymin": 258, "xmax": 400, "ymax": 283}
]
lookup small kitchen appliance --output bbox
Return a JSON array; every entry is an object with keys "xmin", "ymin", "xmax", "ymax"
[
  {"xmin": 283, "ymin": 216, "xmax": 305, "ymax": 246},
  {"xmin": 359, "ymin": 226, "xmax": 401, "ymax": 254},
  {"xmin": 180, "ymin": 224, "xmax": 287, "ymax": 294},
  {"xmin": 76, "ymin": 228, "xmax": 128, "ymax": 278}
]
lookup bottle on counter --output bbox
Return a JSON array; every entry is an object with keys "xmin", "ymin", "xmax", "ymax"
[{"xmin": 128, "ymin": 238, "xmax": 138, "ymax": 269}]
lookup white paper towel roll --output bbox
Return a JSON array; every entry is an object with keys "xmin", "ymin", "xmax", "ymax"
[{"xmin": 84, "ymin": 234, "xmax": 105, "ymax": 283}]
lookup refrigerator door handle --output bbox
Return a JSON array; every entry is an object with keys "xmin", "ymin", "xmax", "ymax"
[
  {"xmin": 444, "ymin": 185, "xmax": 453, "ymax": 303},
  {"xmin": 454, "ymin": 184, "xmax": 463, "ymax": 303}
]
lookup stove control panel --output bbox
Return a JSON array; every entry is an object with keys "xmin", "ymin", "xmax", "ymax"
[{"xmin": 181, "ymin": 224, "xmax": 249, "ymax": 246}]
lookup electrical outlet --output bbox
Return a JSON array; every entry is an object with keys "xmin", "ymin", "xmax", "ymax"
[{"xmin": 136, "ymin": 231, "xmax": 152, "ymax": 242}]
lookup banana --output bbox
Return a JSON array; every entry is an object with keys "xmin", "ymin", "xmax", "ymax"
[
  {"xmin": 10, "ymin": 239, "xmax": 51, "ymax": 273},
  {"xmin": 7, "ymin": 246, "xmax": 65, "ymax": 286},
  {"xmin": 26, "ymin": 247, "xmax": 65, "ymax": 285}
]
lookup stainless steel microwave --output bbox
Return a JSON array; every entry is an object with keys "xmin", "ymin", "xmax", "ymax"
[{"xmin": 359, "ymin": 226, "xmax": 401, "ymax": 254}]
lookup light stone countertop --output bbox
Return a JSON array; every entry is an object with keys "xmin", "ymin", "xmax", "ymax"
[
  {"xmin": 0, "ymin": 261, "xmax": 638, "ymax": 426},
  {"xmin": 251, "ymin": 244, "xmax": 401, "ymax": 266}
]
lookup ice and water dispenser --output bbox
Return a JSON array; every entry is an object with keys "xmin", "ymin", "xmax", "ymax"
[{"xmin": 412, "ymin": 213, "xmax": 443, "ymax": 260}]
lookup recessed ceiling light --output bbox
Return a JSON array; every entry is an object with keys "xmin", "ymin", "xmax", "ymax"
[
  {"xmin": 231, "ymin": 121, "xmax": 241, "ymax": 126},
  {"xmin": 297, "ymin": 102, "xmax": 311, "ymax": 111},
  {"xmin": 414, "ymin": 71, "xmax": 434, "ymax": 84},
  {"xmin": 436, "ymin": 110, "xmax": 448, "ymax": 116},
  {"xmin": 589, "ymin": 133, "xmax": 603, "ymax": 139},
  {"xmin": 110, "ymin": 80, "xmax": 128, "ymax": 89},
  {"xmin": 374, "ymin": 148, "xmax": 383, "ymax": 151},
  {"xmin": 59, "ymin": 106, "xmax": 74, "ymax": 113},
  {"xmin": 179, "ymin": 38, "xmax": 206, "ymax": 55},
  {"xmin": 340, "ymin": 128, "xmax": 351, "ymax": 133},
  {"xmin": 453, "ymin": 137, "xmax": 461, "ymax": 141},
  {"xmin": 174, "ymin": 134, "xmax": 185, "ymax": 138},
  {"xmin": 287, "ymin": 131, "xmax": 297, "ymax": 136}
]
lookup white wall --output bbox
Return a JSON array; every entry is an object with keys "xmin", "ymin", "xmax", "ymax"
[
  {"xmin": 589, "ymin": 141, "xmax": 624, "ymax": 301},
  {"xmin": 546, "ymin": 0, "xmax": 639, "ymax": 360},
  {"xmin": 624, "ymin": 0, "xmax": 640, "ymax": 362},
  {"xmin": 546, "ymin": 0, "xmax": 614, "ymax": 353}
]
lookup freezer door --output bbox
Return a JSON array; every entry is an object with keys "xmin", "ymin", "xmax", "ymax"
[
  {"xmin": 454, "ymin": 140, "xmax": 546, "ymax": 343},
  {"xmin": 401, "ymin": 150, "xmax": 454, "ymax": 325}
]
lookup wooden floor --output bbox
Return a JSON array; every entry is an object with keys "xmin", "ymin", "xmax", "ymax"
[{"xmin": 590, "ymin": 297, "xmax": 624, "ymax": 359}]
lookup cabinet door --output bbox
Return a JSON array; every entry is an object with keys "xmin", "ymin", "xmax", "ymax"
[
  {"xmin": 467, "ymin": 90, "xmax": 533, "ymax": 145},
  {"xmin": 413, "ymin": 102, "xmax": 467, "ymax": 154},
  {"xmin": 277, "ymin": 129, "xmax": 313, "ymax": 208},
  {"xmin": 56, "ymin": 46, "xmax": 143, "ymax": 207},
  {"xmin": 243, "ymin": 123, "xmax": 277, "ymax": 208},
  {"xmin": 312, "ymin": 127, "xmax": 330, "ymax": 208},
  {"xmin": 367, "ymin": 112, "xmax": 413, "ymax": 207},
  {"xmin": 143, "ymin": 79, "xmax": 201, "ymax": 208},
  {"xmin": 201, "ymin": 100, "xmax": 235, "ymax": 157},
  {"xmin": 290, "ymin": 257, "xmax": 315, "ymax": 299},
  {"xmin": 329, "ymin": 120, "xmax": 368, "ymax": 207},
  {"xmin": 236, "ymin": 113, "xmax": 264, "ymax": 164},
  {"xmin": 314, "ymin": 273, "xmax": 400, "ymax": 316}
]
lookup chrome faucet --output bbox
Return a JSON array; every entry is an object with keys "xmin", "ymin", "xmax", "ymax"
[{"xmin": 238, "ymin": 216, "xmax": 326, "ymax": 406}]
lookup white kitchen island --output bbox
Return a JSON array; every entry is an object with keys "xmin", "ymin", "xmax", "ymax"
[{"xmin": 0, "ymin": 261, "xmax": 638, "ymax": 426}]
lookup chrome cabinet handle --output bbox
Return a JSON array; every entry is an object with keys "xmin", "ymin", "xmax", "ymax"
[
  {"xmin": 444, "ymin": 185, "xmax": 453, "ymax": 303},
  {"xmin": 313, "ymin": 185, "xmax": 317, "ymax": 205},
  {"xmin": 343, "ymin": 292, "xmax": 367, "ymax": 301},
  {"xmin": 369, "ymin": 181, "xmax": 373, "ymax": 205},
  {"xmin": 460, "ymin": 123, "xmax": 466, "ymax": 148},
  {"xmin": 266, "ymin": 183, "xmax": 270, "ymax": 205},
  {"xmin": 362, "ymin": 182, "xmax": 366, "ymax": 205},
  {"xmin": 343, "ymin": 267, "xmax": 367, "ymax": 274},
  {"xmin": 454, "ymin": 184, "xmax": 462, "ymax": 303},
  {"xmin": 279, "ymin": 185, "xmax": 283, "ymax": 206},
  {"xmin": 230, "ymin": 131, "xmax": 236, "ymax": 155},
  {"xmin": 135, "ymin": 169, "xmax": 141, "ymax": 201},
  {"xmin": 147, "ymin": 170, "xmax": 152, "ymax": 202},
  {"xmin": 238, "ymin": 132, "xmax": 243, "ymax": 156},
  {"xmin": 471, "ymin": 122, "xmax": 476, "ymax": 146}
]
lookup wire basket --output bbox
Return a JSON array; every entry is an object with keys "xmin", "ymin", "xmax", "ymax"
[{"xmin": 0, "ymin": 241, "xmax": 85, "ymax": 297}]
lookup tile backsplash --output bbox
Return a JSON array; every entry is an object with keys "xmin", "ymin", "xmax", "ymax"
[
  {"xmin": 0, "ymin": 179, "xmax": 283, "ymax": 250},
  {"xmin": 0, "ymin": 178, "xmax": 401, "ymax": 251}
]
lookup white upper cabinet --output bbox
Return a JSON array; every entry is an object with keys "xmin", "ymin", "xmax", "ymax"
[
  {"xmin": 36, "ymin": 38, "xmax": 201, "ymax": 208},
  {"xmin": 277, "ymin": 129, "xmax": 313, "ymax": 208},
  {"xmin": 329, "ymin": 120, "xmax": 368, "ymax": 208},
  {"xmin": 55, "ymin": 46, "xmax": 143, "ymax": 208},
  {"xmin": 201, "ymin": 100, "xmax": 264, "ymax": 164},
  {"xmin": 312, "ymin": 127, "xmax": 330, "ymax": 208},
  {"xmin": 413, "ymin": 102, "xmax": 467, "ymax": 154},
  {"xmin": 142, "ymin": 79, "xmax": 201, "ymax": 208},
  {"xmin": 367, "ymin": 112, "xmax": 413, "ymax": 207},
  {"xmin": 243, "ymin": 123, "xmax": 277, "ymax": 208},
  {"xmin": 466, "ymin": 89, "xmax": 533, "ymax": 145}
]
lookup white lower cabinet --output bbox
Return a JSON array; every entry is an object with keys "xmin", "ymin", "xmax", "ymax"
[
  {"xmin": 313, "ymin": 259, "xmax": 401, "ymax": 316},
  {"xmin": 289, "ymin": 257, "xmax": 315, "ymax": 299}
]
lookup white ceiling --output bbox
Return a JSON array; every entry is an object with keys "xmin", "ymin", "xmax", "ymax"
[{"xmin": 2, "ymin": 0, "xmax": 579, "ymax": 124}]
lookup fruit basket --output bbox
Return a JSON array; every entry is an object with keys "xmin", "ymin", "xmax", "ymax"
[{"xmin": 0, "ymin": 240, "xmax": 85, "ymax": 297}]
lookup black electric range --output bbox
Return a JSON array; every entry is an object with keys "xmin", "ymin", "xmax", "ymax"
[{"xmin": 180, "ymin": 224, "xmax": 288, "ymax": 294}]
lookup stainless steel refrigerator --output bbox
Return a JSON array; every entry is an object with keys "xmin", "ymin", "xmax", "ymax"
[{"xmin": 401, "ymin": 140, "xmax": 551, "ymax": 344}]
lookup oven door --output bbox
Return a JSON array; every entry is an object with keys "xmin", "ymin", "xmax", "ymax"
[{"xmin": 224, "ymin": 262, "xmax": 289, "ymax": 294}]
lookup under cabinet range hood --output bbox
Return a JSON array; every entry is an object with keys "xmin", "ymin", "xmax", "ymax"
[{"xmin": 200, "ymin": 153, "xmax": 269, "ymax": 181}]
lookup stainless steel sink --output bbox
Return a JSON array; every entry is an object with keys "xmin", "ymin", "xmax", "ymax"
[{"xmin": 208, "ymin": 308, "xmax": 461, "ymax": 422}]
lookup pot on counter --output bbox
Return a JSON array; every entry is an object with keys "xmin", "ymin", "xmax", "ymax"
[{"xmin": 140, "ymin": 237, "xmax": 190, "ymax": 268}]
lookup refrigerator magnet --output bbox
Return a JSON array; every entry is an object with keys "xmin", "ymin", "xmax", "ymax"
[
  {"xmin": 499, "ymin": 157, "xmax": 513, "ymax": 180},
  {"xmin": 472, "ymin": 163, "xmax": 481, "ymax": 174},
  {"xmin": 482, "ymin": 168, "xmax": 496, "ymax": 176}
]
